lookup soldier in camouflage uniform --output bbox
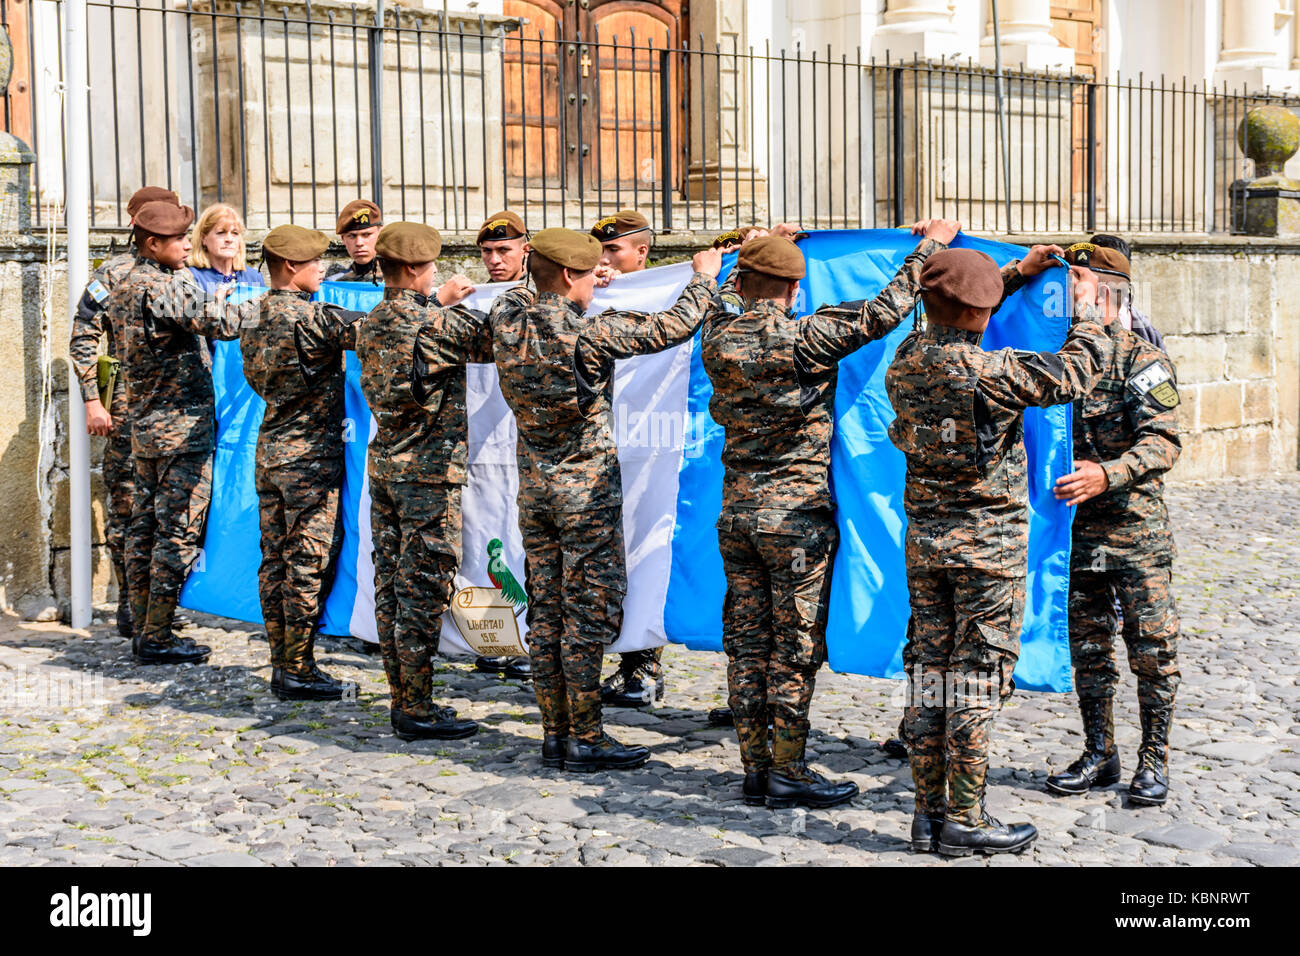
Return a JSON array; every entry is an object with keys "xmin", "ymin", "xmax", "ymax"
[
  {"xmin": 700, "ymin": 226, "xmax": 948, "ymax": 808},
  {"xmin": 471, "ymin": 211, "xmax": 533, "ymax": 682},
  {"xmin": 114, "ymin": 201, "xmax": 255, "ymax": 665},
  {"xmin": 69, "ymin": 186, "xmax": 181, "ymax": 638},
  {"xmin": 240, "ymin": 224, "xmax": 366, "ymax": 701},
  {"xmin": 490, "ymin": 228, "xmax": 720, "ymax": 772},
  {"xmin": 886, "ymin": 242, "xmax": 1116, "ymax": 856},
  {"xmin": 325, "ymin": 199, "xmax": 383, "ymax": 284},
  {"xmin": 1045, "ymin": 244, "xmax": 1182, "ymax": 807},
  {"xmin": 353, "ymin": 222, "xmax": 483, "ymax": 741}
]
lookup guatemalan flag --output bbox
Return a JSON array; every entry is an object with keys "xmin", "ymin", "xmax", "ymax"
[{"xmin": 180, "ymin": 229, "xmax": 1077, "ymax": 692}]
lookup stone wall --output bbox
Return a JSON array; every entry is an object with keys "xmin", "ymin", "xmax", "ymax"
[{"xmin": 2, "ymin": 230, "xmax": 1297, "ymax": 620}]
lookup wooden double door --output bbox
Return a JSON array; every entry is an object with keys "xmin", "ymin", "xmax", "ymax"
[{"xmin": 503, "ymin": 0, "xmax": 686, "ymax": 197}]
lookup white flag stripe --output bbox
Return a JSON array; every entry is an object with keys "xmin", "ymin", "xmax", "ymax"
[{"xmin": 348, "ymin": 262, "xmax": 699, "ymax": 656}]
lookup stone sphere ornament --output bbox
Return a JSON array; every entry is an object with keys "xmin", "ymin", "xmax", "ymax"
[{"xmin": 1237, "ymin": 104, "xmax": 1300, "ymax": 180}]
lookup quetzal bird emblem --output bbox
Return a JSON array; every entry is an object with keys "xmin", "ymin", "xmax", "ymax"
[{"xmin": 487, "ymin": 538, "xmax": 527, "ymax": 618}]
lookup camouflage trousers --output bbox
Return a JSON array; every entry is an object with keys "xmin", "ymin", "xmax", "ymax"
[
  {"xmin": 1069, "ymin": 563, "xmax": 1180, "ymax": 712},
  {"xmin": 126, "ymin": 451, "xmax": 212, "ymax": 647},
  {"xmin": 520, "ymin": 505, "xmax": 625, "ymax": 743},
  {"xmin": 718, "ymin": 508, "xmax": 836, "ymax": 775},
  {"xmin": 256, "ymin": 457, "xmax": 344, "ymax": 676},
  {"xmin": 903, "ymin": 565, "xmax": 1023, "ymax": 825},
  {"xmin": 102, "ymin": 425, "xmax": 135, "ymax": 598},
  {"xmin": 370, "ymin": 479, "xmax": 462, "ymax": 719}
]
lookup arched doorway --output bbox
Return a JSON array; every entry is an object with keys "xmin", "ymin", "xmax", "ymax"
[{"xmin": 502, "ymin": 0, "xmax": 687, "ymax": 211}]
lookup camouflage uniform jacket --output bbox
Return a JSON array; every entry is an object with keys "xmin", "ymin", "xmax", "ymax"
[
  {"xmin": 1071, "ymin": 326, "xmax": 1181, "ymax": 568},
  {"xmin": 325, "ymin": 259, "xmax": 381, "ymax": 285},
  {"xmin": 702, "ymin": 238, "xmax": 943, "ymax": 513},
  {"xmin": 354, "ymin": 287, "xmax": 492, "ymax": 484},
  {"xmin": 115, "ymin": 257, "xmax": 252, "ymax": 458},
  {"xmin": 885, "ymin": 307, "xmax": 1111, "ymax": 575},
  {"xmin": 69, "ymin": 252, "xmax": 135, "ymax": 421},
  {"xmin": 495, "ymin": 272, "xmax": 717, "ymax": 513},
  {"xmin": 239, "ymin": 289, "xmax": 364, "ymax": 469}
]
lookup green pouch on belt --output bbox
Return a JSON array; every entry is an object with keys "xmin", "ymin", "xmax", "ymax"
[{"xmin": 96, "ymin": 355, "xmax": 120, "ymax": 407}]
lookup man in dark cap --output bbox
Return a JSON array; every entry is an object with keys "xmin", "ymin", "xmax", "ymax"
[
  {"xmin": 488, "ymin": 228, "xmax": 721, "ymax": 772},
  {"xmin": 354, "ymin": 222, "xmax": 484, "ymax": 741},
  {"xmin": 1085, "ymin": 235, "xmax": 1165, "ymax": 351},
  {"xmin": 885, "ymin": 237, "xmax": 1115, "ymax": 857},
  {"xmin": 241, "ymin": 224, "xmax": 366, "ymax": 700},
  {"xmin": 112, "ymin": 200, "xmax": 256, "ymax": 664},
  {"xmin": 471, "ymin": 210, "xmax": 534, "ymax": 683},
  {"xmin": 1045, "ymin": 244, "xmax": 1182, "ymax": 808},
  {"xmin": 701, "ymin": 221, "xmax": 958, "ymax": 809},
  {"xmin": 69, "ymin": 186, "xmax": 181, "ymax": 640},
  {"xmin": 477, "ymin": 210, "xmax": 531, "ymax": 284},
  {"xmin": 326, "ymin": 199, "xmax": 383, "ymax": 284},
  {"xmin": 591, "ymin": 209, "xmax": 652, "ymax": 287}
]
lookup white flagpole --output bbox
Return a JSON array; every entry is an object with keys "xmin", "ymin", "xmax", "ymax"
[{"xmin": 66, "ymin": 0, "xmax": 92, "ymax": 628}]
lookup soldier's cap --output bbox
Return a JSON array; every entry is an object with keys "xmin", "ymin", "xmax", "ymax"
[
  {"xmin": 918, "ymin": 248, "xmax": 1003, "ymax": 309},
  {"xmin": 1065, "ymin": 241, "xmax": 1130, "ymax": 279},
  {"xmin": 336, "ymin": 199, "xmax": 383, "ymax": 235},
  {"xmin": 736, "ymin": 235, "xmax": 806, "ymax": 281},
  {"xmin": 126, "ymin": 186, "xmax": 180, "ymax": 219},
  {"xmin": 374, "ymin": 222, "xmax": 442, "ymax": 264},
  {"xmin": 591, "ymin": 209, "xmax": 650, "ymax": 242},
  {"xmin": 132, "ymin": 201, "xmax": 196, "ymax": 238},
  {"xmin": 530, "ymin": 228, "xmax": 602, "ymax": 272},
  {"xmin": 476, "ymin": 210, "xmax": 527, "ymax": 245},
  {"xmin": 262, "ymin": 224, "xmax": 330, "ymax": 262},
  {"xmin": 712, "ymin": 229, "xmax": 745, "ymax": 249}
]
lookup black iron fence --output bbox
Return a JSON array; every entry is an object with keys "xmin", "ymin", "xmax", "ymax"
[{"xmin": 5, "ymin": 0, "xmax": 1298, "ymax": 236}]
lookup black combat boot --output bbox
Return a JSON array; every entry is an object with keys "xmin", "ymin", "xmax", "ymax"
[
  {"xmin": 601, "ymin": 662, "xmax": 665, "ymax": 708},
  {"xmin": 563, "ymin": 733, "xmax": 651, "ymax": 773},
  {"xmin": 1129, "ymin": 702, "xmax": 1172, "ymax": 806},
  {"xmin": 743, "ymin": 771, "xmax": 769, "ymax": 806},
  {"xmin": 393, "ymin": 707, "xmax": 479, "ymax": 741},
  {"xmin": 542, "ymin": 735, "xmax": 568, "ymax": 769},
  {"xmin": 937, "ymin": 806, "xmax": 1038, "ymax": 857},
  {"xmin": 476, "ymin": 655, "xmax": 511, "ymax": 674},
  {"xmin": 881, "ymin": 716, "xmax": 909, "ymax": 758},
  {"xmin": 708, "ymin": 707, "xmax": 735, "ymax": 727},
  {"xmin": 275, "ymin": 665, "xmax": 348, "ymax": 702},
  {"xmin": 503, "ymin": 657, "xmax": 532, "ymax": 680},
  {"xmin": 1046, "ymin": 697, "xmax": 1122, "ymax": 795},
  {"xmin": 116, "ymin": 597, "xmax": 134, "ymax": 639},
  {"xmin": 910, "ymin": 811, "xmax": 947, "ymax": 853},
  {"xmin": 134, "ymin": 635, "xmax": 211, "ymax": 666},
  {"xmin": 765, "ymin": 764, "xmax": 859, "ymax": 809}
]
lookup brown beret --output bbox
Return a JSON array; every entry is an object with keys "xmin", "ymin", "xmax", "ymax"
[
  {"xmin": 919, "ymin": 248, "xmax": 1003, "ymax": 310},
  {"xmin": 1065, "ymin": 241, "xmax": 1130, "ymax": 279},
  {"xmin": 737, "ymin": 235, "xmax": 806, "ymax": 281},
  {"xmin": 263, "ymin": 224, "xmax": 330, "ymax": 262},
  {"xmin": 530, "ymin": 228, "xmax": 602, "ymax": 271},
  {"xmin": 127, "ymin": 186, "xmax": 180, "ymax": 219},
  {"xmin": 477, "ymin": 210, "xmax": 527, "ymax": 245},
  {"xmin": 133, "ymin": 201, "xmax": 196, "ymax": 237},
  {"xmin": 336, "ymin": 199, "xmax": 382, "ymax": 235},
  {"xmin": 375, "ymin": 222, "xmax": 442, "ymax": 264},
  {"xmin": 591, "ymin": 209, "xmax": 650, "ymax": 242}
]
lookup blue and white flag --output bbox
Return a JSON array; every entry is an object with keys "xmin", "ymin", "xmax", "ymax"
[{"xmin": 180, "ymin": 230, "xmax": 1077, "ymax": 691}]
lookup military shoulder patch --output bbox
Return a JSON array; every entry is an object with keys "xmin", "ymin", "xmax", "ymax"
[
  {"xmin": 1129, "ymin": 360, "xmax": 1179, "ymax": 409},
  {"xmin": 87, "ymin": 279, "xmax": 110, "ymax": 305}
]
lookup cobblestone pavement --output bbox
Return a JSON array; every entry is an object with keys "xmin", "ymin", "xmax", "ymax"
[{"xmin": 2, "ymin": 476, "xmax": 1297, "ymax": 866}]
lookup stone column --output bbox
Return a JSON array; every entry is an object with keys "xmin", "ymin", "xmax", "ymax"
[
  {"xmin": 870, "ymin": 0, "xmax": 963, "ymax": 63},
  {"xmin": 0, "ymin": 28, "xmax": 35, "ymax": 233},
  {"xmin": 1214, "ymin": 0, "xmax": 1297, "ymax": 92},
  {"xmin": 979, "ymin": 0, "xmax": 1074, "ymax": 72},
  {"xmin": 685, "ymin": 0, "xmax": 765, "ymax": 215}
]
